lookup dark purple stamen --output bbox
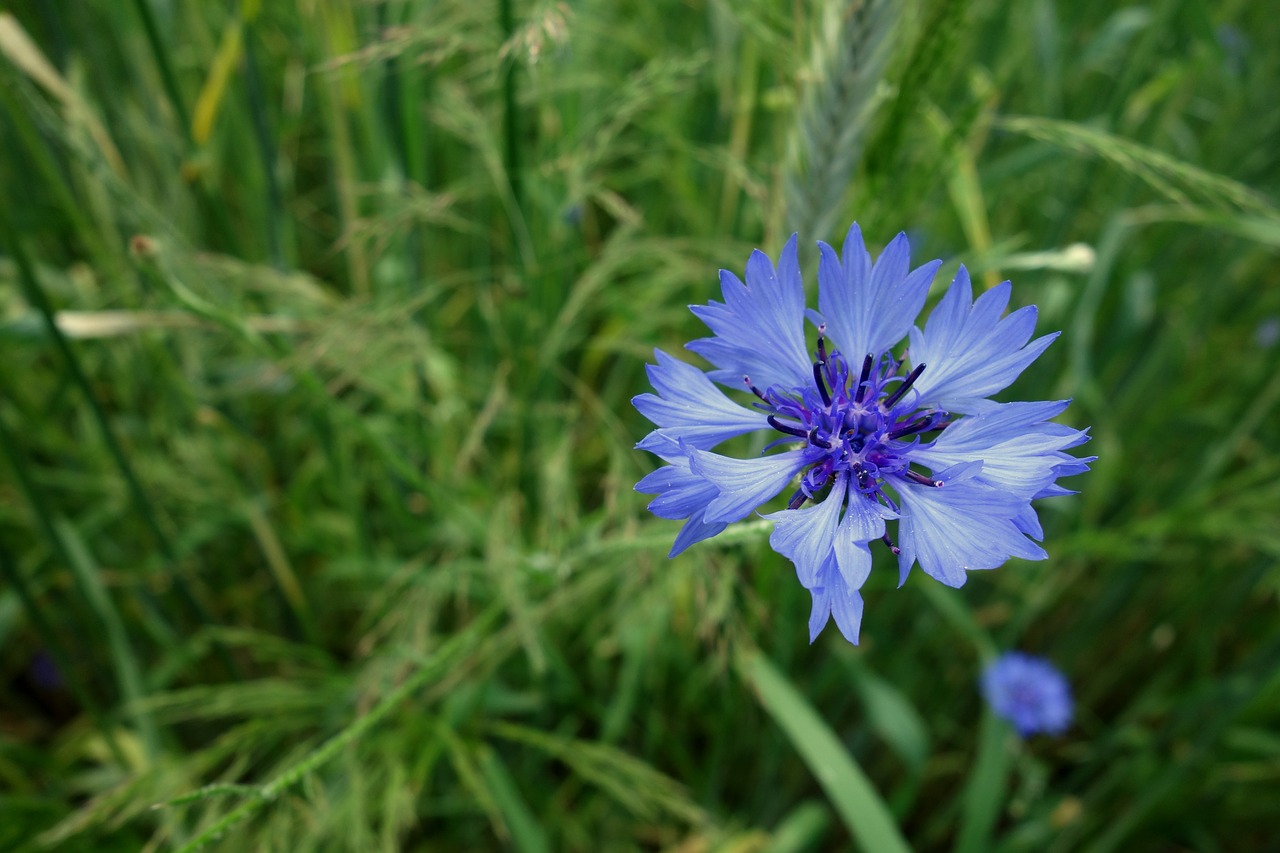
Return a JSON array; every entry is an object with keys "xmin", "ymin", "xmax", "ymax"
[
  {"xmin": 881, "ymin": 363, "xmax": 926, "ymax": 410},
  {"xmin": 888, "ymin": 415, "xmax": 937, "ymax": 439},
  {"xmin": 807, "ymin": 427, "xmax": 831, "ymax": 449},
  {"xmin": 905, "ymin": 469, "xmax": 943, "ymax": 488},
  {"xmin": 854, "ymin": 354, "xmax": 874, "ymax": 403},
  {"xmin": 752, "ymin": 343, "xmax": 953, "ymax": 515},
  {"xmin": 768, "ymin": 415, "xmax": 809, "ymax": 438},
  {"xmin": 880, "ymin": 533, "xmax": 901, "ymax": 555},
  {"xmin": 813, "ymin": 360, "xmax": 832, "ymax": 407}
]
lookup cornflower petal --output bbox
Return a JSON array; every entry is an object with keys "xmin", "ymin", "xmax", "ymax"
[
  {"xmin": 687, "ymin": 234, "xmax": 811, "ymax": 390},
  {"xmin": 686, "ymin": 445, "xmax": 809, "ymax": 524},
  {"xmin": 635, "ymin": 452, "xmax": 718, "ymax": 521},
  {"xmin": 1012, "ymin": 502, "xmax": 1045, "ymax": 539},
  {"xmin": 806, "ymin": 558, "xmax": 865, "ymax": 645},
  {"xmin": 634, "ymin": 447, "xmax": 729, "ymax": 558},
  {"xmin": 633, "ymin": 349, "xmax": 770, "ymax": 451},
  {"xmin": 669, "ymin": 511, "xmax": 729, "ymax": 558},
  {"xmin": 833, "ymin": 489, "xmax": 896, "ymax": 591},
  {"xmin": 910, "ymin": 400, "xmax": 1092, "ymax": 499},
  {"xmin": 909, "ymin": 268, "xmax": 1059, "ymax": 413},
  {"xmin": 896, "ymin": 463, "xmax": 1047, "ymax": 588},
  {"xmin": 764, "ymin": 475, "xmax": 848, "ymax": 589},
  {"xmin": 817, "ymin": 225, "xmax": 942, "ymax": 361}
]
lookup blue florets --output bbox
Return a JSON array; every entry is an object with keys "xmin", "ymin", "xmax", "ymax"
[
  {"xmin": 633, "ymin": 223, "xmax": 1094, "ymax": 645},
  {"xmin": 981, "ymin": 652, "xmax": 1074, "ymax": 736}
]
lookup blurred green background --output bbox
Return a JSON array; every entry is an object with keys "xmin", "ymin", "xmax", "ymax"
[{"xmin": 1, "ymin": 0, "xmax": 1278, "ymax": 850}]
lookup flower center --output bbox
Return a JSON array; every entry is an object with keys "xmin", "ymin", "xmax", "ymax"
[{"xmin": 744, "ymin": 327, "xmax": 950, "ymax": 511}]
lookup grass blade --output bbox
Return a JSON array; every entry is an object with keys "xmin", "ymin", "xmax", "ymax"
[
  {"xmin": 53, "ymin": 517, "xmax": 160, "ymax": 760},
  {"xmin": 476, "ymin": 744, "xmax": 551, "ymax": 853},
  {"xmin": 953, "ymin": 710, "xmax": 1014, "ymax": 853},
  {"xmin": 735, "ymin": 645, "xmax": 911, "ymax": 853}
]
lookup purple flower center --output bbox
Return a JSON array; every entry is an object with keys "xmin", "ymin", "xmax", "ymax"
[{"xmin": 744, "ymin": 326, "xmax": 951, "ymax": 512}]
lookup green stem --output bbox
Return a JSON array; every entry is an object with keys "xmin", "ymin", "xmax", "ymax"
[
  {"xmin": 499, "ymin": 0, "xmax": 522, "ymax": 223},
  {"xmin": 242, "ymin": 24, "xmax": 286, "ymax": 269},
  {"xmin": 131, "ymin": 0, "xmax": 191, "ymax": 131}
]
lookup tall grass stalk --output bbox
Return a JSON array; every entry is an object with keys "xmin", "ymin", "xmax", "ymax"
[{"xmin": 782, "ymin": 0, "xmax": 901, "ymax": 243}]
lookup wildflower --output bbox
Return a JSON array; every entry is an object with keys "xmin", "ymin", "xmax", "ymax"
[
  {"xmin": 634, "ymin": 224, "xmax": 1093, "ymax": 644},
  {"xmin": 980, "ymin": 652, "xmax": 1073, "ymax": 736},
  {"xmin": 1254, "ymin": 316, "xmax": 1279, "ymax": 349}
]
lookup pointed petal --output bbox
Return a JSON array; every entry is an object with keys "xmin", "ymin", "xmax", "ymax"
[
  {"xmin": 832, "ymin": 489, "xmax": 896, "ymax": 591},
  {"xmin": 686, "ymin": 234, "xmax": 811, "ymax": 390},
  {"xmin": 828, "ymin": 579, "xmax": 865, "ymax": 645},
  {"xmin": 633, "ymin": 349, "xmax": 770, "ymax": 451},
  {"xmin": 635, "ymin": 456, "xmax": 719, "ymax": 521},
  {"xmin": 804, "ymin": 557, "xmax": 865, "ymax": 645},
  {"xmin": 895, "ymin": 464, "xmax": 1047, "ymax": 588},
  {"xmin": 1012, "ymin": 502, "xmax": 1044, "ymax": 540},
  {"xmin": 910, "ymin": 400, "xmax": 1093, "ymax": 499},
  {"xmin": 670, "ymin": 511, "xmax": 728, "ymax": 557},
  {"xmin": 818, "ymin": 225, "xmax": 940, "ymax": 363},
  {"xmin": 635, "ymin": 450, "xmax": 730, "ymax": 557},
  {"xmin": 686, "ymin": 446, "xmax": 808, "ymax": 523},
  {"xmin": 764, "ymin": 476, "xmax": 847, "ymax": 588},
  {"xmin": 807, "ymin": 583, "xmax": 833, "ymax": 643},
  {"xmin": 909, "ymin": 269, "xmax": 1059, "ymax": 412}
]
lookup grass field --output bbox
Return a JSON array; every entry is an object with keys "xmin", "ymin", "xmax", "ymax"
[{"xmin": 2, "ymin": 1, "xmax": 1279, "ymax": 850}]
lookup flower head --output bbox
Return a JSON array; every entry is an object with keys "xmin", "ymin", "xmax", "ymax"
[
  {"xmin": 633, "ymin": 223, "xmax": 1093, "ymax": 645},
  {"xmin": 981, "ymin": 652, "xmax": 1073, "ymax": 736}
]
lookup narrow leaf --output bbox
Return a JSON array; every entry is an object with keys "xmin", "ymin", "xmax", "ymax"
[{"xmin": 736, "ymin": 646, "xmax": 911, "ymax": 853}]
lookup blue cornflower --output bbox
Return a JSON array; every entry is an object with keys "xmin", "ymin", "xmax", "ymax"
[
  {"xmin": 981, "ymin": 652, "xmax": 1073, "ymax": 736},
  {"xmin": 634, "ymin": 224, "xmax": 1093, "ymax": 645}
]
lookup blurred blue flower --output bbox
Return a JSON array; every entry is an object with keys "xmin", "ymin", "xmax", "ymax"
[
  {"xmin": 1254, "ymin": 316, "xmax": 1279, "ymax": 349},
  {"xmin": 634, "ymin": 224, "xmax": 1093, "ymax": 645},
  {"xmin": 1216, "ymin": 24, "xmax": 1248, "ymax": 77},
  {"xmin": 981, "ymin": 652, "xmax": 1073, "ymax": 736}
]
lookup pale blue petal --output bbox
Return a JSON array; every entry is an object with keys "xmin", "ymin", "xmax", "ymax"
[
  {"xmin": 817, "ymin": 224, "xmax": 940, "ymax": 362},
  {"xmin": 909, "ymin": 268, "xmax": 1059, "ymax": 413},
  {"xmin": 686, "ymin": 445, "xmax": 808, "ymax": 523},
  {"xmin": 808, "ymin": 583, "xmax": 834, "ymax": 643},
  {"xmin": 1012, "ymin": 502, "xmax": 1044, "ymax": 540},
  {"xmin": 828, "ymin": 579, "xmax": 865, "ymax": 645},
  {"xmin": 686, "ymin": 234, "xmax": 812, "ymax": 390},
  {"xmin": 832, "ymin": 489, "xmax": 896, "ymax": 591},
  {"xmin": 634, "ymin": 450, "xmax": 731, "ymax": 555},
  {"xmin": 634, "ymin": 349, "xmax": 770, "ymax": 451},
  {"xmin": 764, "ymin": 476, "xmax": 847, "ymax": 589},
  {"xmin": 805, "ymin": 557, "xmax": 865, "ymax": 645},
  {"xmin": 910, "ymin": 400, "xmax": 1093, "ymax": 499},
  {"xmin": 895, "ymin": 463, "xmax": 1047, "ymax": 588},
  {"xmin": 670, "ymin": 511, "xmax": 728, "ymax": 557},
  {"xmin": 635, "ymin": 456, "xmax": 719, "ymax": 521}
]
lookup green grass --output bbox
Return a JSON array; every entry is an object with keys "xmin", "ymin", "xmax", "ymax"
[{"xmin": 1, "ymin": 0, "xmax": 1278, "ymax": 850}]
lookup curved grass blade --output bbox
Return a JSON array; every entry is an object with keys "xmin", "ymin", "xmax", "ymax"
[{"xmin": 735, "ymin": 646, "xmax": 911, "ymax": 853}]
